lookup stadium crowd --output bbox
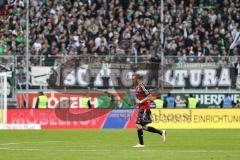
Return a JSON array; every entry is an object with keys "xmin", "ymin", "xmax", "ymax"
[{"xmin": 0, "ymin": 0, "xmax": 240, "ymax": 65}]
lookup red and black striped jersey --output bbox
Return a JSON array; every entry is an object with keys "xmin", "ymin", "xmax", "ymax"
[{"xmin": 135, "ymin": 83, "xmax": 150, "ymax": 109}]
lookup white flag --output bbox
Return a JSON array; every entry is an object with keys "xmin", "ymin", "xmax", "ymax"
[
  {"xmin": 8, "ymin": 0, "xmax": 16, "ymax": 5},
  {"xmin": 230, "ymin": 28, "xmax": 240, "ymax": 50}
]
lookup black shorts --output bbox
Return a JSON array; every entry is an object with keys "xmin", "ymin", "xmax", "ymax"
[{"xmin": 136, "ymin": 109, "xmax": 152, "ymax": 126}]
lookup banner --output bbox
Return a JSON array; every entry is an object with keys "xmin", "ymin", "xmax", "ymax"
[
  {"xmin": 31, "ymin": 67, "xmax": 56, "ymax": 86},
  {"xmin": 150, "ymin": 109, "xmax": 240, "ymax": 129},
  {"xmin": 6, "ymin": 109, "xmax": 240, "ymax": 129},
  {"xmin": 195, "ymin": 93, "xmax": 239, "ymax": 108},
  {"xmin": 0, "ymin": 124, "xmax": 41, "ymax": 130},
  {"xmin": 16, "ymin": 92, "xmax": 128, "ymax": 109},
  {"xmin": 171, "ymin": 63, "xmax": 219, "ymax": 69},
  {"xmin": 16, "ymin": 91, "xmax": 240, "ymax": 109},
  {"xmin": 7, "ymin": 109, "xmax": 110, "ymax": 129},
  {"xmin": 27, "ymin": 63, "xmax": 239, "ymax": 108},
  {"xmin": 17, "ymin": 91, "xmax": 240, "ymax": 109},
  {"xmin": 30, "ymin": 64, "xmax": 237, "ymax": 89},
  {"xmin": 17, "ymin": 93, "xmax": 99, "ymax": 109},
  {"xmin": 102, "ymin": 110, "xmax": 133, "ymax": 128},
  {"xmin": 164, "ymin": 67, "xmax": 235, "ymax": 89},
  {"xmin": 166, "ymin": 93, "xmax": 240, "ymax": 108}
]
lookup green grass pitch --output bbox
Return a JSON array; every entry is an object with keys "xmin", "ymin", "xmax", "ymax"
[{"xmin": 0, "ymin": 129, "xmax": 239, "ymax": 160}]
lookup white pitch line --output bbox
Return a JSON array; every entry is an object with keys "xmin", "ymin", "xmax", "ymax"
[
  {"xmin": 0, "ymin": 143, "xmax": 20, "ymax": 146},
  {"xmin": 0, "ymin": 141, "xmax": 64, "ymax": 146},
  {"xmin": 43, "ymin": 144, "xmax": 131, "ymax": 148},
  {"xmin": 0, "ymin": 148, "xmax": 239, "ymax": 153},
  {"xmin": 0, "ymin": 148, "xmax": 97, "ymax": 152}
]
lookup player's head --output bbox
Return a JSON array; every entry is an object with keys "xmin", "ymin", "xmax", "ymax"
[
  {"xmin": 38, "ymin": 91, "xmax": 44, "ymax": 95},
  {"xmin": 132, "ymin": 73, "xmax": 141, "ymax": 86}
]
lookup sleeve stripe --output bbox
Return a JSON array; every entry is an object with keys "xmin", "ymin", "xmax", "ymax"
[{"xmin": 140, "ymin": 83, "xmax": 150, "ymax": 95}]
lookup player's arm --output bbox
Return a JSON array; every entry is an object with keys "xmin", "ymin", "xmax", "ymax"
[{"xmin": 140, "ymin": 94, "xmax": 153, "ymax": 104}]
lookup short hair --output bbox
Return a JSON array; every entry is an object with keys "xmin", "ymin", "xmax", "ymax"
[
  {"xmin": 132, "ymin": 73, "xmax": 142, "ymax": 80},
  {"xmin": 38, "ymin": 91, "xmax": 44, "ymax": 95}
]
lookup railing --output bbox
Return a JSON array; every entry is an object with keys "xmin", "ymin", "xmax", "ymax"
[
  {"xmin": 15, "ymin": 54, "xmax": 152, "ymax": 66},
  {"xmin": 12, "ymin": 54, "xmax": 240, "ymax": 66},
  {"xmin": 164, "ymin": 56, "xmax": 239, "ymax": 67}
]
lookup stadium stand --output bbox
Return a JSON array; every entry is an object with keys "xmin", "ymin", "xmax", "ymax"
[{"xmin": 0, "ymin": 0, "xmax": 239, "ymax": 64}]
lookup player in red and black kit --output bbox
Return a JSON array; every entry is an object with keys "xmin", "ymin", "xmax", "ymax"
[{"xmin": 132, "ymin": 73, "xmax": 166, "ymax": 147}]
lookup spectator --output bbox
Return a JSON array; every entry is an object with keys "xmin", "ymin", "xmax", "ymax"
[
  {"xmin": 35, "ymin": 91, "xmax": 48, "ymax": 109},
  {"xmin": 236, "ymin": 94, "xmax": 240, "ymax": 108},
  {"xmin": 220, "ymin": 93, "xmax": 235, "ymax": 108},
  {"xmin": 154, "ymin": 95, "xmax": 164, "ymax": 109},
  {"xmin": 0, "ymin": 0, "xmax": 239, "ymax": 64},
  {"xmin": 175, "ymin": 95, "xmax": 186, "ymax": 108},
  {"xmin": 163, "ymin": 93, "xmax": 176, "ymax": 108},
  {"xmin": 186, "ymin": 94, "xmax": 199, "ymax": 109}
]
